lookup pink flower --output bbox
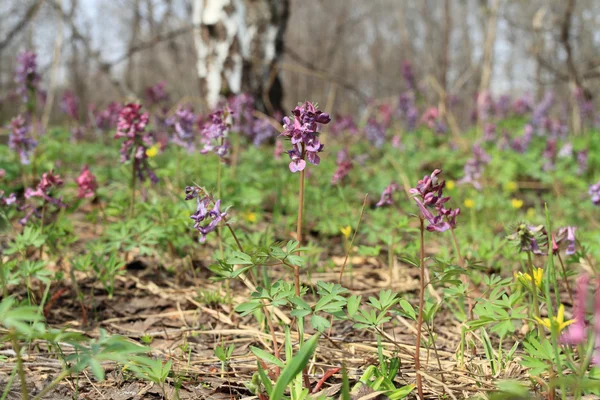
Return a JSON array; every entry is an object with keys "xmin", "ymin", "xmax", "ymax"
[
  {"xmin": 561, "ymin": 275, "xmax": 588, "ymax": 346},
  {"xmin": 76, "ymin": 165, "xmax": 97, "ymax": 199}
]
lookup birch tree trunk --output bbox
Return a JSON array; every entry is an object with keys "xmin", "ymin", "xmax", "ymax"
[{"xmin": 192, "ymin": 0, "xmax": 289, "ymax": 113}]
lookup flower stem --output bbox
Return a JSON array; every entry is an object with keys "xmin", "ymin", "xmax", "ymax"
[
  {"xmin": 415, "ymin": 218, "xmax": 426, "ymax": 400},
  {"xmin": 294, "ymin": 167, "xmax": 305, "ymax": 297},
  {"xmin": 556, "ymin": 253, "xmax": 574, "ymax": 305},
  {"xmin": 217, "ymin": 160, "xmax": 224, "ymax": 258},
  {"xmin": 11, "ymin": 332, "xmax": 29, "ymax": 400},
  {"xmin": 526, "ymin": 252, "xmax": 542, "ymax": 336},
  {"xmin": 450, "ymin": 228, "xmax": 474, "ymax": 320},
  {"xmin": 129, "ymin": 160, "xmax": 136, "ymax": 219}
]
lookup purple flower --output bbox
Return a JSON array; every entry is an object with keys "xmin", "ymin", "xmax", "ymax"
[
  {"xmin": 512, "ymin": 94, "xmax": 533, "ymax": 116},
  {"xmin": 554, "ymin": 227, "xmax": 577, "ymax": 256},
  {"xmin": 476, "ymin": 91, "xmax": 494, "ymax": 122},
  {"xmin": 76, "ymin": 165, "xmax": 98, "ymax": 199},
  {"xmin": 397, "ymin": 92, "xmax": 418, "ymax": 131},
  {"xmin": 531, "ymin": 92, "xmax": 554, "ymax": 130},
  {"xmin": 15, "ymin": 51, "xmax": 40, "ymax": 103},
  {"xmin": 280, "ymin": 101, "xmax": 330, "ymax": 173},
  {"xmin": 145, "ymin": 81, "xmax": 169, "ymax": 107},
  {"xmin": 593, "ymin": 281, "xmax": 600, "ymax": 366},
  {"xmin": 507, "ymin": 223, "xmax": 548, "ymax": 255},
  {"xmin": 8, "ymin": 115, "xmax": 37, "ymax": 165},
  {"xmin": 542, "ymin": 139, "xmax": 557, "ymax": 171},
  {"xmin": 0, "ymin": 191, "xmax": 17, "ymax": 207},
  {"xmin": 200, "ymin": 108, "xmax": 232, "ymax": 160},
  {"xmin": 115, "ymin": 103, "xmax": 158, "ymax": 184},
  {"xmin": 19, "ymin": 170, "xmax": 66, "ymax": 225},
  {"xmin": 287, "ymin": 146, "xmax": 306, "ymax": 172},
  {"xmin": 185, "ymin": 186, "xmax": 227, "ymax": 243},
  {"xmin": 589, "ymin": 181, "xmax": 600, "ymax": 205},
  {"xmin": 577, "ymin": 150, "xmax": 588, "ymax": 175},
  {"xmin": 376, "ymin": 182, "xmax": 400, "ymax": 207},
  {"xmin": 483, "ymin": 123, "xmax": 496, "ymax": 142},
  {"xmin": 228, "ymin": 93, "xmax": 255, "ymax": 137},
  {"xmin": 331, "ymin": 149, "xmax": 353, "ymax": 185},
  {"xmin": 401, "ymin": 61, "xmax": 416, "ymax": 91},
  {"xmin": 329, "ymin": 115, "xmax": 358, "ymax": 136},
  {"xmin": 458, "ymin": 145, "xmax": 491, "ymax": 190},
  {"xmin": 561, "ymin": 274, "xmax": 588, "ymax": 346},
  {"xmin": 168, "ymin": 106, "xmax": 196, "ymax": 152},
  {"xmin": 60, "ymin": 90, "xmax": 79, "ymax": 120},
  {"xmin": 495, "ymin": 95, "xmax": 511, "ymax": 119},
  {"xmin": 93, "ymin": 102, "xmax": 122, "ymax": 132},
  {"xmin": 364, "ymin": 119, "xmax": 385, "ymax": 148},
  {"xmin": 409, "ymin": 169, "xmax": 459, "ymax": 232}
]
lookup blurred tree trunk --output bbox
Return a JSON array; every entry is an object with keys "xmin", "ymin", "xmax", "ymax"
[
  {"xmin": 192, "ymin": 0, "xmax": 289, "ymax": 114},
  {"xmin": 477, "ymin": 0, "xmax": 499, "ymax": 131}
]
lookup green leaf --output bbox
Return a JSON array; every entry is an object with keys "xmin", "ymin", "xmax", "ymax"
[
  {"xmin": 310, "ymin": 315, "xmax": 330, "ymax": 332},
  {"xmin": 399, "ymin": 299, "xmax": 416, "ymax": 320},
  {"xmin": 270, "ymin": 334, "xmax": 320, "ymax": 400},
  {"xmin": 347, "ymin": 295, "xmax": 361, "ymax": 318},
  {"xmin": 251, "ymin": 346, "xmax": 285, "ymax": 368},
  {"xmin": 226, "ymin": 251, "xmax": 253, "ymax": 265}
]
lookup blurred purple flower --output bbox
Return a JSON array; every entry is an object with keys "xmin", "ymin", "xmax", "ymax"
[
  {"xmin": 168, "ymin": 106, "xmax": 196, "ymax": 152},
  {"xmin": 577, "ymin": 150, "xmax": 588, "ymax": 175},
  {"xmin": 20, "ymin": 170, "xmax": 66, "ymax": 225},
  {"xmin": 200, "ymin": 108, "xmax": 232, "ymax": 161},
  {"xmin": 458, "ymin": 145, "xmax": 491, "ymax": 190},
  {"xmin": 512, "ymin": 94, "xmax": 533, "ymax": 116},
  {"xmin": 401, "ymin": 61, "xmax": 416, "ymax": 91},
  {"xmin": 495, "ymin": 95, "xmax": 511, "ymax": 119},
  {"xmin": 397, "ymin": 92, "xmax": 418, "ymax": 131},
  {"xmin": 329, "ymin": 115, "xmax": 358, "ymax": 136},
  {"xmin": 115, "ymin": 103, "xmax": 158, "ymax": 184},
  {"xmin": 8, "ymin": 115, "xmax": 37, "ymax": 165},
  {"xmin": 376, "ymin": 182, "xmax": 400, "ymax": 207},
  {"xmin": 558, "ymin": 142, "xmax": 573, "ymax": 158},
  {"xmin": 364, "ymin": 119, "xmax": 385, "ymax": 148},
  {"xmin": 507, "ymin": 223, "xmax": 548, "ymax": 255},
  {"xmin": 60, "ymin": 90, "xmax": 79, "ymax": 120},
  {"xmin": 542, "ymin": 139, "xmax": 557, "ymax": 171},
  {"xmin": 531, "ymin": 92, "xmax": 554, "ymax": 130},
  {"xmin": 145, "ymin": 81, "xmax": 169, "ymax": 107},
  {"xmin": 15, "ymin": 51, "xmax": 40, "ymax": 103},
  {"xmin": 554, "ymin": 226, "xmax": 577, "ymax": 256},
  {"xmin": 590, "ymin": 181, "xmax": 600, "ymax": 205},
  {"xmin": 331, "ymin": 149, "xmax": 353, "ymax": 185},
  {"xmin": 483, "ymin": 123, "xmax": 496, "ymax": 142},
  {"xmin": 0, "ymin": 191, "xmax": 17, "ymax": 207},
  {"xmin": 561, "ymin": 274, "xmax": 588, "ymax": 346},
  {"xmin": 76, "ymin": 165, "xmax": 98, "ymax": 199},
  {"xmin": 594, "ymin": 281, "xmax": 600, "ymax": 366},
  {"xmin": 476, "ymin": 91, "xmax": 494, "ymax": 122},
  {"xmin": 228, "ymin": 93, "xmax": 255, "ymax": 137},
  {"xmin": 94, "ymin": 102, "xmax": 122, "ymax": 132}
]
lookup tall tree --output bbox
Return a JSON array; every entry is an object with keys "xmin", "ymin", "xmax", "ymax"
[{"xmin": 192, "ymin": 0, "xmax": 289, "ymax": 113}]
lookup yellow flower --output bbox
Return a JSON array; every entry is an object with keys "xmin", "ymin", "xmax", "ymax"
[
  {"xmin": 464, "ymin": 199, "xmax": 475, "ymax": 209},
  {"xmin": 146, "ymin": 145, "xmax": 159, "ymax": 158},
  {"xmin": 535, "ymin": 304, "xmax": 575, "ymax": 333},
  {"xmin": 340, "ymin": 226, "xmax": 352, "ymax": 239},
  {"xmin": 243, "ymin": 212, "xmax": 257, "ymax": 223},
  {"xmin": 526, "ymin": 208, "xmax": 535, "ymax": 219},
  {"xmin": 446, "ymin": 180, "xmax": 455, "ymax": 190},
  {"xmin": 504, "ymin": 181, "xmax": 518, "ymax": 193},
  {"xmin": 515, "ymin": 267, "xmax": 543, "ymax": 289},
  {"xmin": 511, "ymin": 198, "xmax": 523, "ymax": 209}
]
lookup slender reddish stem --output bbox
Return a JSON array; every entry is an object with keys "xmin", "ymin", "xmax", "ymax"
[{"xmin": 415, "ymin": 218, "xmax": 425, "ymax": 399}]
